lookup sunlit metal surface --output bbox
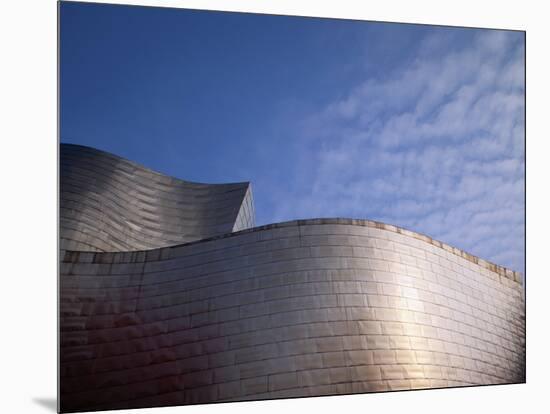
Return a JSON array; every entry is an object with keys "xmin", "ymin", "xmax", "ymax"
[{"xmin": 59, "ymin": 147, "xmax": 525, "ymax": 413}]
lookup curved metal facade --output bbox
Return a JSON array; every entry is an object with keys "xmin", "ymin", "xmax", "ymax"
[
  {"xmin": 60, "ymin": 144, "xmax": 254, "ymax": 252},
  {"xmin": 59, "ymin": 146, "xmax": 525, "ymax": 413}
]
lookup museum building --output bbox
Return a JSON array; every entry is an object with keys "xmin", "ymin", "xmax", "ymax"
[{"xmin": 59, "ymin": 144, "xmax": 525, "ymax": 412}]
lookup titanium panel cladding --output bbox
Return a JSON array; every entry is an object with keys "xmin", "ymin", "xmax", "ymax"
[
  {"xmin": 60, "ymin": 214, "xmax": 524, "ymax": 412},
  {"xmin": 60, "ymin": 144, "xmax": 254, "ymax": 252}
]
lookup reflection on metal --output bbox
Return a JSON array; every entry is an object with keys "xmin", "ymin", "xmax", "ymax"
[
  {"xmin": 60, "ymin": 144, "xmax": 254, "ymax": 251},
  {"xmin": 59, "ymin": 145, "xmax": 525, "ymax": 412}
]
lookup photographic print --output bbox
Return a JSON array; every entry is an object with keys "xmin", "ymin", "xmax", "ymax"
[{"xmin": 59, "ymin": 1, "xmax": 525, "ymax": 412}]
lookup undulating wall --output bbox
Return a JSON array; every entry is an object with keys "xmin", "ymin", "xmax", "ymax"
[
  {"xmin": 60, "ymin": 144, "xmax": 254, "ymax": 252},
  {"xmin": 60, "ymin": 219, "xmax": 525, "ymax": 412}
]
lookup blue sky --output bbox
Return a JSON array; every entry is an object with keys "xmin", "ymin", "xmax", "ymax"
[{"xmin": 60, "ymin": 2, "xmax": 525, "ymax": 273}]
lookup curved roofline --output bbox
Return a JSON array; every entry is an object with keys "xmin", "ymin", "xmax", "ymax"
[
  {"xmin": 60, "ymin": 143, "xmax": 255, "ymax": 250},
  {"xmin": 60, "ymin": 143, "xmax": 251, "ymax": 188},
  {"xmin": 64, "ymin": 217, "xmax": 522, "ymax": 285}
]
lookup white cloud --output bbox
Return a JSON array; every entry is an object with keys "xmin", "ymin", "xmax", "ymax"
[{"xmin": 269, "ymin": 29, "xmax": 525, "ymax": 273}]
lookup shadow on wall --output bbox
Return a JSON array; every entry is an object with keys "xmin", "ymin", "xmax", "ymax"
[{"xmin": 32, "ymin": 397, "xmax": 57, "ymax": 412}]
